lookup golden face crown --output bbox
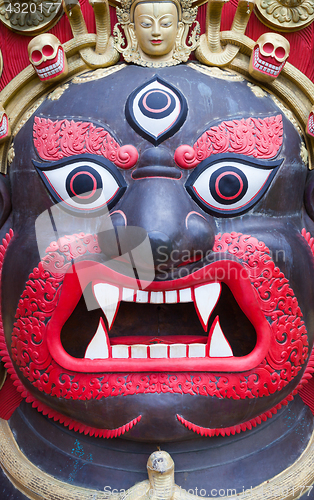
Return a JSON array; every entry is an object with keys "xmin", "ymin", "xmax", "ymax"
[{"xmin": 1, "ymin": 0, "xmax": 314, "ymax": 172}]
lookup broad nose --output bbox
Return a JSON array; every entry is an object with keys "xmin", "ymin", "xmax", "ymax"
[
  {"xmin": 98, "ymin": 190, "xmax": 216, "ymax": 273},
  {"xmin": 151, "ymin": 20, "xmax": 161, "ymax": 37}
]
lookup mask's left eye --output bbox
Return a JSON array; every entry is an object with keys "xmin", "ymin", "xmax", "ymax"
[
  {"xmin": 185, "ymin": 154, "xmax": 283, "ymax": 217},
  {"xmin": 33, "ymin": 155, "xmax": 126, "ymax": 215}
]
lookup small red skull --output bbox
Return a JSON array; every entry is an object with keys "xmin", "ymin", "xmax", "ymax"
[
  {"xmin": 0, "ymin": 106, "xmax": 10, "ymax": 144},
  {"xmin": 249, "ymin": 33, "xmax": 290, "ymax": 83},
  {"xmin": 28, "ymin": 34, "xmax": 68, "ymax": 82}
]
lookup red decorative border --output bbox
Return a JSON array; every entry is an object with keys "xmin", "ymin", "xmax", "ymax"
[
  {"xmin": 176, "ymin": 345, "xmax": 314, "ymax": 437},
  {"xmin": 0, "ymin": 230, "xmax": 141, "ymax": 438},
  {"xmin": 174, "ymin": 114, "xmax": 283, "ymax": 169},
  {"xmin": 33, "ymin": 117, "xmax": 138, "ymax": 169},
  {"xmin": 174, "ymin": 228, "xmax": 314, "ymax": 437},
  {"xmin": 6, "ymin": 232, "xmax": 309, "ymax": 398}
]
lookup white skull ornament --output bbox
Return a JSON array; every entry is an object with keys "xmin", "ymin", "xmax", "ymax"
[
  {"xmin": 249, "ymin": 33, "xmax": 290, "ymax": 83},
  {"xmin": 0, "ymin": 106, "xmax": 10, "ymax": 144},
  {"xmin": 28, "ymin": 34, "xmax": 68, "ymax": 82}
]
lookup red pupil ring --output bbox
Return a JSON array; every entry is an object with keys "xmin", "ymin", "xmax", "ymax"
[
  {"xmin": 69, "ymin": 171, "xmax": 97, "ymax": 199},
  {"xmin": 215, "ymin": 171, "xmax": 244, "ymax": 200}
]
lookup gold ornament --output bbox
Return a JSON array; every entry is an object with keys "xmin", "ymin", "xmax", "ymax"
[
  {"xmin": 1, "ymin": 421, "xmax": 314, "ymax": 500},
  {"xmin": 63, "ymin": 0, "xmax": 120, "ymax": 69},
  {"xmin": 255, "ymin": 0, "xmax": 314, "ymax": 32},
  {"xmin": 195, "ymin": 0, "xmax": 255, "ymax": 67},
  {"xmin": 187, "ymin": 61, "xmax": 245, "ymax": 81},
  {"xmin": 247, "ymin": 82, "xmax": 267, "ymax": 97},
  {"xmin": 72, "ymin": 64, "xmax": 127, "ymax": 83},
  {"xmin": 48, "ymin": 83, "xmax": 70, "ymax": 100},
  {"xmin": 0, "ymin": 0, "xmax": 63, "ymax": 36},
  {"xmin": 113, "ymin": 0, "xmax": 200, "ymax": 67},
  {"xmin": 248, "ymin": 32, "xmax": 290, "ymax": 83},
  {"xmin": 28, "ymin": 34, "xmax": 69, "ymax": 82}
]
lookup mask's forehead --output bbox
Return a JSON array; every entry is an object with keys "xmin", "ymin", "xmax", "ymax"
[{"xmin": 14, "ymin": 64, "xmax": 303, "ymax": 158}]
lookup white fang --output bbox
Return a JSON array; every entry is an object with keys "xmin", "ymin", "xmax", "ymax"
[
  {"xmin": 209, "ymin": 317, "xmax": 233, "ymax": 357},
  {"xmin": 84, "ymin": 318, "xmax": 110, "ymax": 360},
  {"xmin": 94, "ymin": 283, "xmax": 119, "ymax": 330},
  {"xmin": 194, "ymin": 283, "xmax": 221, "ymax": 330}
]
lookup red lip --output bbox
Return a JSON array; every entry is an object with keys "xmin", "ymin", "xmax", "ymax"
[
  {"xmin": 10, "ymin": 232, "xmax": 309, "ymax": 405},
  {"xmin": 46, "ymin": 259, "xmax": 271, "ymax": 373},
  {"xmin": 151, "ymin": 40, "xmax": 162, "ymax": 44}
]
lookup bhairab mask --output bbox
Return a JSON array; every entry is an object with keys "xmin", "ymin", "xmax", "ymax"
[{"xmin": 2, "ymin": 64, "xmax": 314, "ymax": 442}]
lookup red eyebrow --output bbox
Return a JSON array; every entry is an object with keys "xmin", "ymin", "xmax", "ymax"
[
  {"xmin": 174, "ymin": 114, "xmax": 283, "ymax": 169},
  {"xmin": 33, "ymin": 117, "xmax": 138, "ymax": 169}
]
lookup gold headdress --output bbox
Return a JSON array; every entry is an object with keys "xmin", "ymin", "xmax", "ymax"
[
  {"xmin": 113, "ymin": 0, "xmax": 200, "ymax": 67},
  {"xmin": 1, "ymin": 0, "xmax": 314, "ymax": 173}
]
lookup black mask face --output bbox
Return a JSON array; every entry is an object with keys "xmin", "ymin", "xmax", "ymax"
[{"xmin": 2, "ymin": 64, "xmax": 313, "ymax": 442}]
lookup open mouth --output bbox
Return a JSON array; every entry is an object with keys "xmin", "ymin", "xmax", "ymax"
[
  {"xmin": 35, "ymin": 48, "xmax": 65, "ymax": 80},
  {"xmin": 10, "ymin": 232, "xmax": 309, "ymax": 403},
  {"xmin": 253, "ymin": 47, "xmax": 284, "ymax": 77},
  {"xmin": 47, "ymin": 259, "xmax": 271, "ymax": 373}
]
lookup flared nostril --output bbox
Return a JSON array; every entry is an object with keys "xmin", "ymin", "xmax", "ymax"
[
  {"xmin": 148, "ymin": 231, "xmax": 172, "ymax": 268},
  {"xmin": 97, "ymin": 212, "xmax": 126, "ymax": 259},
  {"xmin": 185, "ymin": 212, "xmax": 216, "ymax": 255}
]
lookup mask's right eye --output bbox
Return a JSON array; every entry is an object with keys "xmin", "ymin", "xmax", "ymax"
[{"xmin": 33, "ymin": 154, "xmax": 126, "ymax": 215}]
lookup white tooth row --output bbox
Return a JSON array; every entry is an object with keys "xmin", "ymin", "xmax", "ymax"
[
  {"xmin": 84, "ymin": 282, "xmax": 234, "ymax": 360},
  {"xmin": 93, "ymin": 282, "xmax": 222, "ymax": 332},
  {"xmin": 0, "ymin": 116, "xmax": 8, "ymax": 137},
  {"xmin": 84, "ymin": 312, "xmax": 234, "ymax": 360},
  {"xmin": 111, "ymin": 342, "xmax": 206, "ymax": 359},
  {"xmin": 122, "ymin": 287, "xmax": 192, "ymax": 304},
  {"xmin": 254, "ymin": 52, "xmax": 283, "ymax": 75},
  {"xmin": 36, "ymin": 50, "xmax": 63, "ymax": 77}
]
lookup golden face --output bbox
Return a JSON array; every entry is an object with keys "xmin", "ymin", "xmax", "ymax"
[{"xmin": 133, "ymin": 2, "xmax": 179, "ymax": 60}]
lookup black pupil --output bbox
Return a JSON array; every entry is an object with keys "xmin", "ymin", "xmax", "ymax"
[
  {"xmin": 72, "ymin": 173, "xmax": 94, "ymax": 197},
  {"xmin": 219, "ymin": 174, "xmax": 241, "ymax": 197},
  {"xmin": 146, "ymin": 92, "xmax": 168, "ymax": 110}
]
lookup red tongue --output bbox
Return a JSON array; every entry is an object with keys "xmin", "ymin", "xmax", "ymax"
[{"xmin": 109, "ymin": 335, "xmax": 207, "ymax": 345}]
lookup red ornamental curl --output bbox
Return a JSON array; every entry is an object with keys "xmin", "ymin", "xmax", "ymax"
[
  {"xmin": 33, "ymin": 117, "xmax": 138, "ymax": 169},
  {"xmin": 174, "ymin": 115, "xmax": 283, "ymax": 169}
]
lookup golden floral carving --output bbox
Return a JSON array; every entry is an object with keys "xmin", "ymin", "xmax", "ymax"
[
  {"xmin": 188, "ymin": 62, "xmax": 245, "ymax": 81},
  {"xmin": 255, "ymin": 0, "xmax": 314, "ymax": 31},
  {"xmin": 48, "ymin": 84, "xmax": 69, "ymax": 101},
  {"xmin": 72, "ymin": 64, "xmax": 127, "ymax": 84},
  {"xmin": 247, "ymin": 82, "xmax": 267, "ymax": 97},
  {"xmin": 7, "ymin": 144, "xmax": 15, "ymax": 165},
  {"xmin": 301, "ymin": 142, "xmax": 309, "ymax": 166},
  {"xmin": 271, "ymin": 94, "xmax": 303, "ymax": 134},
  {"xmin": 13, "ymin": 96, "xmax": 45, "ymax": 137},
  {"xmin": 0, "ymin": 0, "xmax": 63, "ymax": 35}
]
